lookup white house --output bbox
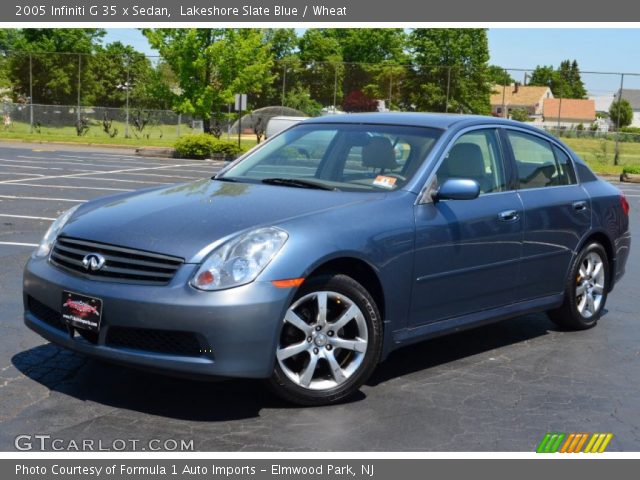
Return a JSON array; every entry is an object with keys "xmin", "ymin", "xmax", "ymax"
[{"xmin": 614, "ymin": 89, "xmax": 640, "ymax": 127}]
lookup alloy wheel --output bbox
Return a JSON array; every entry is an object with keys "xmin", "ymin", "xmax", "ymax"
[
  {"xmin": 575, "ymin": 251, "xmax": 606, "ymax": 318},
  {"xmin": 276, "ymin": 291, "xmax": 369, "ymax": 391}
]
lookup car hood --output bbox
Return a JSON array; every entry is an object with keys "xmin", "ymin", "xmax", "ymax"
[{"xmin": 61, "ymin": 179, "xmax": 382, "ymax": 262}]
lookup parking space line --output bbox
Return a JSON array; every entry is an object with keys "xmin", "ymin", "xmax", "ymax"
[
  {"xmin": 0, "ymin": 241, "xmax": 38, "ymax": 247},
  {"xmin": 0, "ymin": 195, "xmax": 87, "ymax": 203},
  {"xmin": 0, "ymin": 163, "xmax": 62, "ymax": 170},
  {"xmin": 8, "ymin": 158, "xmax": 146, "ymax": 169},
  {"xmin": 55, "ymin": 176, "xmax": 164, "ymax": 185},
  {"xmin": 56, "ymin": 154, "xmax": 170, "ymax": 166},
  {"xmin": 108, "ymin": 171, "xmax": 203, "ymax": 180},
  {"xmin": 147, "ymin": 168, "xmax": 215, "ymax": 175},
  {"xmin": 0, "ymin": 163, "xmax": 200, "ymax": 185},
  {"xmin": 14, "ymin": 157, "xmax": 169, "ymax": 169},
  {"xmin": 0, "ymin": 172, "xmax": 44, "ymax": 177},
  {"xmin": 0, "ymin": 213, "xmax": 55, "ymax": 221},
  {"xmin": 0, "ymin": 183, "xmax": 133, "ymax": 192}
]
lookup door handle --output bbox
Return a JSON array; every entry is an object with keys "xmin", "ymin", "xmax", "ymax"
[
  {"xmin": 573, "ymin": 200, "xmax": 588, "ymax": 212},
  {"xmin": 498, "ymin": 210, "xmax": 519, "ymax": 222}
]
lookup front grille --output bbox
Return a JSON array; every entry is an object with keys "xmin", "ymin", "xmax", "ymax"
[
  {"xmin": 27, "ymin": 296, "xmax": 65, "ymax": 331},
  {"xmin": 106, "ymin": 326, "xmax": 203, "ymax": 357},
  {"xmin": 50, "ymin": 237, "xmax": 184, "ymax": 285}
]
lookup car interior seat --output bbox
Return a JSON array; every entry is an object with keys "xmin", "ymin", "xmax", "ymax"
[
  {"xmin": 441, "ymin": 143, "xmax": 492, "ymax": 193},
  {"xmin": 362, "ymin": 136, "xmax": 398, "ymax": 173}
]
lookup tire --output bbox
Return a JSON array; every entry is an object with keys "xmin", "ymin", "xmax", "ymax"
[
  {"xmin": 548, "ymin": 242, "xmax": 609, "ymax": 330},
  {"xmin": 268, "ymin": 273, "xmax": 383, "ymax": 406}
]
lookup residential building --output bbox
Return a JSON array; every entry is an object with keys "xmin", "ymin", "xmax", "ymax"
[
  {"xmin": 542, "ymin": 98, "xmax": 596, "ymax": 128},
  {"xmin": 614, "ymin": 89, "xmax": 640, "ymax": 127},
  {"xmin": 490, "ymin": 84, "xmax": 553, "ymax": 119}
]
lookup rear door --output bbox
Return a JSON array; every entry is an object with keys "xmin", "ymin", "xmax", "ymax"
[{"xmin": 504, "ymin": 129, "xmax": 591, "ymax": 299}]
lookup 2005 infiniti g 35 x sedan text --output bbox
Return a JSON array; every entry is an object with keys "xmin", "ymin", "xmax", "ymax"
[{"xmin": 23, "ymin": 113, "xmax": 631, "ymax": 405}]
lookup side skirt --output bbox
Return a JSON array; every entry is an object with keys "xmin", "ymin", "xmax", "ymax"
[{"xmin": 390, "ymin": 293, "xmax": 564, "ymax": 350}]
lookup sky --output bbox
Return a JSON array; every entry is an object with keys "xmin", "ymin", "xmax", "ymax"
[{"xmin": 103, "ymin": 28, "xmax": 640, "ymax": 94}]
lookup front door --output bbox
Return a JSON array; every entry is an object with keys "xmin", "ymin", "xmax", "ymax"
[{"xmin": 410, "ymin": 128, "xmax": 524, "ymax": 326}]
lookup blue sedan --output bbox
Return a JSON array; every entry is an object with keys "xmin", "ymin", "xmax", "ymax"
[{"xmin": 23, "ymin": 113, "xmax": 631, "ymax": 405}]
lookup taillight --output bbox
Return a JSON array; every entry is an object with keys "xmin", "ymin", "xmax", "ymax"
[{"xmin": 621, "ymin": 194, "xmax": 630, "ymax": 216}]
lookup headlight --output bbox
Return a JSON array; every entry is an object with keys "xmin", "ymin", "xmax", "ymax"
[
  {"xmin": 34, "ymin": 205, "xmax": 80, "ymax": 258},
  {"xmin": 191, "ymin": 227, "xmax": 288, "ymax": 291}
]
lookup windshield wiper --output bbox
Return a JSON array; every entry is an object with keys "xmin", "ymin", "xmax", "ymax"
[
  {"xmin": 212, "ymin": 175, "xmax": 239, "ymax": 182},
  {"xmin": 261, "ymin": 178, "xmax": 338, "ymax": 191}
]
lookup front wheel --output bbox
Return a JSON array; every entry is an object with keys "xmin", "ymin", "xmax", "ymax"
[
  {"xmin": 268, "ymin": 274, "xmax": 382, "ymax": 406},
  {"xmin": 548, "ymin": 242, "xmax": 609, "ymax": 330}
]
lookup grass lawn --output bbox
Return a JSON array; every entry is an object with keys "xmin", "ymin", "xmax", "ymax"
[
  {"xmin": 562, "ymin": 137, "xmax": 640, "ymax": 175},
  {"xmin": 0, "ymin": 121, "xmax": 258, "ymax": 150}
]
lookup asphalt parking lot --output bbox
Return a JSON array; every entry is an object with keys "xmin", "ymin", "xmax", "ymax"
[{"xmin": 0, "ymin": 142, "xmax": 638, "ymax": 452}]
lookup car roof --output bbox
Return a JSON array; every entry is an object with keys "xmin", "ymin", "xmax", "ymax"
[{"xmin": 303, "ymin": 112, "xmax": 536, "ymax": 131}]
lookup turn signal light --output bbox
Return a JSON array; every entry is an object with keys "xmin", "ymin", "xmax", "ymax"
[{"xmin": 272, "ymin": 278, "xmax": 305, "ymax": 288}]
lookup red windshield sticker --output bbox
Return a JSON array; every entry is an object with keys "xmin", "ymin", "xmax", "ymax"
[{"xmin": 373, "ymin": 175, "xmax": 397, "ymax": 189}]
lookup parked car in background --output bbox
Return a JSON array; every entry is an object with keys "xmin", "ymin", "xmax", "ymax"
[
  {"xmin": 265, "ymin": 115, "xmax": 309, "ymax": 139},
  {"xmin": 23, "ymin": 113, "xmax": 630, "ymax": 405}
]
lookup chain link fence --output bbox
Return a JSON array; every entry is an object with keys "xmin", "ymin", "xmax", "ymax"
[{"xmin": 1, "ymin": 50, "xmax": 640, "ymax": 164}]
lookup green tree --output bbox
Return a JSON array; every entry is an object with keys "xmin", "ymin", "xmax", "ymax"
[
  {"xmin": 298, "ymin": 29, "xmax": 344, "ymax": 108},
  {"xmin": 488, "ymin": 65, "xmax": 514, "ymax": 86},
  {"xmin": 0, "ymin": 29, "xmax": 19, "ymax": 89},
  {"xmin": 408, "ymin": 28, "xmax": 491, "ymax": 114},
  {"xmin": 143, "ymin": 28, "xmax": 275, "ymax": 133},
  {"xmin": 283, "ymin": 86, "xmax": 322, "ymax": 116},
  {"xmin": 85, "ymin": 42, "xmax": 154, "ymax": 107},
  {"xmin": 327, "ymin": 29, "xmax": 408, "ymax": 108},
  {"xmin": 568, "ymin": 60, "xmax": 587, "ymax": 99},
  {"xmin": 509, "ymin": 108, "xmax": 531, "ymax": 122},
  {"xmin": 262, "ymin": 28, "xmax": 300, "ymax": 107},
  {"xmin": 609, "ymin": 99, "xmax": 633, "ymax": 129},
  {"xmin": 529, "ymin": 59, "xmax": 586, "ymax": 99},
  {"xmin": 8, "ymin": 29, "xmax": 105, "ymax": 104}
]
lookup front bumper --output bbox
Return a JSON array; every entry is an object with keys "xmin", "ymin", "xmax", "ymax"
[{"xmin": 23, "ymin": 257, "xmax": 293, "ymax": 379}]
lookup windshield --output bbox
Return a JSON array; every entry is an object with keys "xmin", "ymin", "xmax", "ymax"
[{"xmin": 218, "ymin": 123, "xmax": 442, "ymax": 192}]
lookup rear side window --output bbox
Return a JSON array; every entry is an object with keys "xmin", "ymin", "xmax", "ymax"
[
  {"xmin": 507, "ymin": 131, "xmax": 576, "ymax": 189},
  {"xmin": 551, "ymin": 145, "xmax": 577, "ymax": 184}
]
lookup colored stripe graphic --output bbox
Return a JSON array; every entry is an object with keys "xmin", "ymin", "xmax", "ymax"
[
  {"xmin": 560, "ymin": 433, "xmax": 589, "ymax": 453},
  {"xmin": 536, "ymin": 433, "xmax": 566, "ymax": 453},
  {"xmin": 584, "ymin": 433, "xmax": 613, "ymax": 453},
  {"xmin": 537, "ymin": 433, "xmax": 613, "ymax": 453}
]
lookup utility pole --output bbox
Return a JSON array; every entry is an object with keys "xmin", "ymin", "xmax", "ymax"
[
  {"xmin": 614, "ymin": 73, "xmax": 625, "ymax": 166},
  {"xmin": 445, "ymin": 66, "xmax": 451, "ymax": 113},
  {"xmin": 125, "ymin": 58, "xmax": 131, "ymax": 138},
  {"xmin": 77, "ymin": 54, "xmax": 81, "ymax": 125},
  {"xmin": 29, "ymin": 53, "xmax": 33, "ymax": 133},
  {"xmin": 281, "ymin": 63, "xmax": 287, "ymax": 115}
]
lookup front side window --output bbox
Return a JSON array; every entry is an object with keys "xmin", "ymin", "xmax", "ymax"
[
  {"xmin": 435, "ymin": 129, "xmax": 506, "ymax": 195},
  {"xmin": 220, "ymin": 123, "xmax": 441, "ymax": 192},
  {"xmin": 507, "ymin": 130, "xmax": 576, "ymax": 189}
]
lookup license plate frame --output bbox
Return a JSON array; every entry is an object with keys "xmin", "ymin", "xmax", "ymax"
[{"xmin": 61, "ymin": 290, "xmax": 103, "ymax": 333}]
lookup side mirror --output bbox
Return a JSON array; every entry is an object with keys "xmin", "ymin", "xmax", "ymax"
[{"xmin": 433, "ymin": 178, "xmax": 480, "ymax": 201}]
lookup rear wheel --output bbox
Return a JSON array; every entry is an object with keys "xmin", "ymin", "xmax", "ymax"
[
  {"xmin": 268, "ymin": 274, "xmax": 382, "ymax": 406},
  {"xmin": 548, "ymin": 242, "xmax": 609, "ymax": 330}
]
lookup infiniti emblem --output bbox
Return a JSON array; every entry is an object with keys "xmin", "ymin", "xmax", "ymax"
[{"xmin": 82, "ymin": 253, "xmax": 106, "ymax": 271}]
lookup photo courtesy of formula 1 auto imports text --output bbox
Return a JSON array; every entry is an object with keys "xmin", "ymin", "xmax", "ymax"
[{"xmin": 0, "ymin": 0, "xmax": 639, "ymax": 479}]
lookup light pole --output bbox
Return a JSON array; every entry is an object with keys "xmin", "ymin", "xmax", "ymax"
[{"xmin": 116, "ymin": 79, "xmax": 131, "ymax": 138}]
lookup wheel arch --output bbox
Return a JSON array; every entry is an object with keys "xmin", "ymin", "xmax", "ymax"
[
  {"xmin": 306, "ymin": 256, "xmax": 386, "ymax": 324},
  {"xmin": 576, "ymin": 230, "xmax": 615, "ymax": 291}
]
